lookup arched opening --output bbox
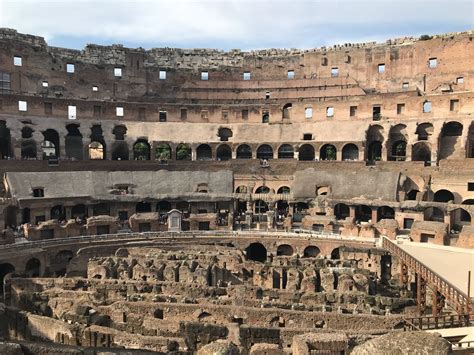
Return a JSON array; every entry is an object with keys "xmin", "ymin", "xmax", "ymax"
[
  {"xmin": 42, "ymin": 129, "xmax": 60, "ymax": 159},
  {"xmin": 235, "ymin": 186, "xmax": 248, "ymax": 193},
  {"xmin": 136, "ymin": 202, "xmax": 152, "ymax": 213},
  {"xmin": 246, "ymin": 243, "xmax": 267, "ymax": 262},
  {"xmin": 331, "ymin": 248, "xmax": 340, "ymax": 260},
  {"xmin": 451, "ymin": 208, "xmax": 471, "ymax": 232},
  {"xmin": 342, "ymin": 144, "xmax": 359, "ymax": 161},
  {"xmin": 196, "ymin": 144, "xmax": 212, "ymax": 160},
  {"xmin": 467, "ymin": 123, "xmax": 474, "ymax": 158},
  {"xmin": 298, "ymin": 144, "xmax": 315, "ymax": 161},
  {"xmin": 282, "ymin": 103, "xmax": 292, "ymax": 119},
  {"xmin": 89, "ymin": 141, "xmax": 104, "ymax": 160},
  {"xmin": 0, "ymin": 263, "xmax": 15, "ymax": 292},
  {"xmin": 255, "ymin": 200, "xmax": 268, "ymax": 214},
  {"xmin": 51, "ymin": 205, "xmax": 66, "ymax": 221},
  {"xmin": 21, "ymin": 140, "xmax": 37, "ymax": 159},
  {"xmin": 217, "ymin": 127, "xmax": 233, "ymax": 141},
  {"xmin": 157, "ymin": 201, "xmax": 172, "ymax": 213},
  {"xmin": 90, "ymin": 125, "xmax": 106, "ymax": 159},
  {"xmin": 439, "ymin": 121, "xmax": 463, "ymax": 160},
  {"xmin": 92, "ymin": 203, "xmax": 110, "ymax": 216},
  {"xmin": 176, "ymin": 201, "xmax": 190, "ymax": 214},
  {"xmin": 176, "ymin": 143, "xmax": 191, "ymax": 160},
  {"xmin": 52, "ymin": 250, "xmax": 74, "ymax": 277},
  {"xmin": 216, "ymin": 144, "xmax": 232, "ymax": 161},
  {"xmin": 277, "ymin": 186, "xmax": 290, "ymax": 194},
  {"xmin": 276, "ymin": 244, "xmax": 294, "ymax": 256},
  {"xmin": 3, "ymin": 206, "xmax": 18, "ymax": 229},
  {"xmin": 355, "ymin": 205, "xmax": 372, "ymax": 222},
  {"xmin": 236, "ymin": 144, "xmax": 252, "ymax": 159},
  {"xmin": 255, "ymin": 186, "xmax": 271, "ymax": 194},
  {"xmin": 416, "ymin": 123, "xmax": 434, "ymax": 141},
  {"xmin": 406, "ymin": 190, "xmax": 419, "ymax": 201},
  {"xmin": 278, "ymin": 144, "xmax": 294, "ymax": 159},
  {"xmin": 412, "ymin": 142, "xmax": 431, "ymax": 162},
  {"xmin": 303, "ymin": 246, "xmax": 320, "ymax": 258},
  {"xmin": 65, "ymin": 124, "xmax": 83, "ymax": 160},
  {"xmin": 25, "ymin": 258, "xmax": 41, "ymax": 277},
  {"xmin": 71, "ymin": 204, "xmax": 86, "ymax": 219},
  {"xmin": 276, "ymin": 200, "xmax": 289, "ymax": 220},
  {"xmin": 113, "ymin": 125, "xmax": 127, "ymax": 140},
  {"xmin": 434, "ymin": 189, "xmax": 455, "ymax": 203},
  {"xmin": 368, "ymin": 141, "xmax": 382, "ymax": 161},
  {"xmin": 424, "ymin": 207, "xmax": 444, "ymax": 222},
  {"xmin": 390, "ymin": 140, "xmax": 407, "ymax": 161},
  {"xmin": 0, "ymin": 121, "xmax": 12, "ymax": 159},
  {"xmin": 334, "ymin": 203, "xmax": 350, "ymax": 220},
  {"xmin": 366, "ymin": 125, "xmax": 384, "ymax": 161},
  {"xmin": 112, "ymin": 141, "xmax": 129, "ymax": 160},
  {"xmin": 257, "ymin": 144, "xmax": 273, "ymax": 160},
  {"xmin": 320, "ymin": 144, "xmax": 336, "ymax": 160},
  {"xmin": 377, "ymin": 206, "xmax": 395, "ymax": 221},
  {"xmin": 155, "ymin": 143, "xmax": 171, "ymax": 161},
  {"xmin": 133, "ymin": 140, "xmax": 151, "ymax": 160}
]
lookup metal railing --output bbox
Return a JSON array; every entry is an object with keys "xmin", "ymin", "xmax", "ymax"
[
  {"xmin": 382, "ymin": 236, "xmax": 472, "ymax": 314},
  {"xmin": 403, "ymin": 314, "xmax": 472, "ymax": 330}
]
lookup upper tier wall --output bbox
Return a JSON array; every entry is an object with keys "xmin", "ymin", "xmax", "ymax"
[{"xmin": 0, "ymin": 28, "xmax": 472, "ymax": 102}]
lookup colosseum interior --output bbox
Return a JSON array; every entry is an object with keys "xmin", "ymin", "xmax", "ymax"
[{"xmin": 0, "ymin": 28, "xmax": 472, "ymax": 354}]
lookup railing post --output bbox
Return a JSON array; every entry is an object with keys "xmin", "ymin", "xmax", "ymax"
[{"xmin": 417, "ymin": 273, "xmax": 427, "ymax": 316}]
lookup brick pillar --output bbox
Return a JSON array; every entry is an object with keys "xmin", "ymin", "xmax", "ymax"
[{"xmin": 371, "ymin": 208, "xmax": 378, "ymax": 223}]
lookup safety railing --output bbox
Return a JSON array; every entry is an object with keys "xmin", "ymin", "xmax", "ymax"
[
  {"xmin": 404, "ymin": 314, "xmax": 472, "ymax": 330},
  {"xmin": 382, "ymin": 236, "xmax": 472, "ymax": 314}
]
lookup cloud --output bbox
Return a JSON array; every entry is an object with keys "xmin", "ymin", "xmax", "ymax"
[{"xmin": 0, "ymin": 0, "xmax": 472, "ymax": 50}]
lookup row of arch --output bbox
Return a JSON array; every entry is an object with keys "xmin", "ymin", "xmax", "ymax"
[{"xmin": 245, "ymin": 243, "xmax": 341, "ymax": 262}]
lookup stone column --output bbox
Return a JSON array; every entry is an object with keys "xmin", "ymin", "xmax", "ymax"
[
  {"xmin": 349, "ymin": 206, "xmax": 356, "ymax": 219},
  {"xmin": 371, "ymin": 208, "xmax": 378, "ymax": 223}
]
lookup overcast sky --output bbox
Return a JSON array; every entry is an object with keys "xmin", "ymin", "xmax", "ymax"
[{"xmin": 0, "ymin": 0, "xmax": 472, "ymax": 50}]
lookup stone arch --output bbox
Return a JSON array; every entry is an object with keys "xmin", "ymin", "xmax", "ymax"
[
  {"xmin": 89, "ymin": 141, "xmax": 104, "ymax": 160},
  {"xmin": 390, "ymin": 140, "xmax": 407, "ymax": 161},
  {"xmin": 412, "ymin": 142, "xmax": 431, "ymax": 162},
  {"xmin": 434, "ymin": 189, "xmax": 454, "ymax": 203},
  {"xmin": 388, "ymin": 124, "xmax": 408, "ymax": 161},
  {"xmin": 236, "ymin": 144, "xmax": 252, "ymax": 159},
  {"xmin": 113, "ymin": 125, "xmax": 127, "ymax": 140},
  {"xmin": 196, "ymin": 144, "xmax": 212, "ymax": 160},
  {"xmin": 342, "ymin": 143, "xmax": 359, "ymax": 161},
  {"xmin": 366, "ymin": 125, "xmax": 384, "ymax": 161},
  {"xmin": 133, "ymin": 139, "xmax": 151, "ymax": 160},
  {"xmin": 0, "ymin": 263, "xmax": 15, "ymax": 292},
  {"xmin": 21, "ymin": 140, "xmax": 37, "ymax": 159},
  {"xmin": 276, "ymin": 244, "xmax": 294, "ymax": 256},
  {"xmin": 424, "ymin": 207, "xmax": 444, "ymax": 222},
  {"xmin": 217, "ymin": 127, "xmax": 233, "ymax": 141},
  {"xmin": 25, "ymin": 258, "xmax": 41, "ymax": 277},
  {"xmin": 155, "ymin": 143, "xmax": 171, "ymax": 160},
  {"xmin": 320, "ymin": 144, "xmax": 336, "ymax": 161},
  {"xmin": 277, "ymin": 186, "xmax": 290, "ymax": 194},
  {"xmin": 303, "ymin": 246, "xmax": 320, "ymax": 258},
  {"xmin": 257, "ymin": 144, "xmax": 273, "ymax": 160},
  {"xmin": 157, "ymin": 200, "xmax": 172, "ymax": 213},
  {"xmin": 42, "ymin": 129, "xmax": 60, "ymax": 158},
  {"xmin": 278, "ymin": 144, "xmax": 294, "ymax": 159},
  {"xmin": 216, "ymin": 144, "xmax": 232, "ymax": 161},
  {"xmin": 334, "ymin": 203, "xmax": 350, "ymax": 220},
  {"xmin": 235, "ymin": 185, "xmax": 248, "ymax": 193},
  {"xmin": 246, "ymin": 243, "xmax": 267, "ymax": 262},
  {"xmin": 71, "ymin": 204, "xmax": 86, "ymax": 218},
  {"xmin": 406, "ymin": 190, "xmax": 419, "ymax": 201},
  {"xmin": 255, "ymin": 186, "xmax": 271, "ymax": 194},
  {"xmin": 112, "ymin": 141, "xmax": 129, "ymax": 160},
  {"xmin": 298, "ymin": 144, "xmax": 315, "ymax": 161},
  {"xmin": 52, "ymin": 250, "xmax": 74, "ymax": 277},
  {"xmin": 176, "ymin": 143, "xmax": 191, "ymax": 160},
  {"xmin": 439, "ymin": 121, "xmax": 463, "ymax": 160},
  {"xmin": 282, "ymin": 103, "xmax": 292, "ymax": 119},
  {"xmin": 331, "ymin": 247, "xmax": 340, "ymax": 260},
  {"xmin": 65, "ymin": 124, "xmax": 83, "ymax": 160},
  {"xmin": 415, "ymin": 122, "xmax": 434, "ymax": 141},
  {"xmin": 355, "ymin": 205, "xmax": 372, "ymax": 222},
  {"xmin": 51, "ymin": 205, "xmax": 66, "ymax": 220},
  {"xmin": 450, "ymin": 208, "xmax": 471, "ymax": 231},
  {"xmin": 136, "ymin": 202, "xmax": 152, "ymax": 213},
  {"xmin": 0, "ymin": 120, "xmax": 12, "ymax": 159},
  {"xmin": 377, "ymin": 206, "xmax": 395, "ymax": 221}
]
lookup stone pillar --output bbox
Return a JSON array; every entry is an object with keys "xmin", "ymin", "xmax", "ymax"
[
  {"xmin": 405, "ymin": 143, "xmax": 412, "ymax": 162},
  {"xmin": 150, "ymin": 142, "xmax": 156, "ymax": 161},
  {"xmin": 336, "ymin": 149, "xmax": 342, "ymax": 161},
  {"xmin": 371, "ymin": 208, "xmax": 378, "ymax": 223},
  {"xmin": 416, "ymin": 273, "xmax": 427, "ymax": 315},
  {"xmin": 294, "ymin": 150, "xmax": 299, "ymax": 160},
  {"xmin": 382, "ymin": 146, "xmax": 388, "ymax": 162},
  {"xmin": 349, "ymin": 206, "xmax": 356, "ymax": 219},
  {"xmin": 191, "ymin": 147, "xmax": 197, "ymax": 161}
]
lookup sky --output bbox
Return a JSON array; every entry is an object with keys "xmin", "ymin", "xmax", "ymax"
[{"xmin": 0, "ymin": 0, "xmax": 472, "ymax": 51}]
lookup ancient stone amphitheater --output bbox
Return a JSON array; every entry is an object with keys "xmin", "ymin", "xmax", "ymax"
[{"xmin": 0, "ymin": 28, "xmax": 472, "ymax": 354}]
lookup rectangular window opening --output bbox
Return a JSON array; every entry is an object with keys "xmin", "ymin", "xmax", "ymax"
[
  {"xmin": 429, "ymin": 57, "xmax": 437, "ymax": 69},
  {"xmin": 242, "ymin": 109, "xmax": 249, "ymax": 120},
  {"xmin": 92, "ymin": 85, "xmax": 99, "ymax": 92},
  {"xmin": 44, "ymin": 102, "xmax": 52, "ymax": 115},
  {"xmin": 350, "ymin": 106, "xmax": 357, "ymax": 117},
  {"xmin": 305, "ymin": 107, "xmax": 313, "ymax": 119},
  {"xmin": 372, "ymin": 105, "xmax": 381, "ymax": 120},
  {"xmin": 243, "ymin": 72, "xmax": 251, "ymax": 80},
  {"xmin": 68, "ymin": 105, "xmax": 77, "ymax": 120},
  {"xmin": 116, "ymin": 106, "xmax": 124, "ymax": 117},
  {"xmin": 139, "ymin": 107, "xmax": 146, "ymax": 119},
  {"xmin": 201, "ymin": 71, "xmax": 209, "ymax": 80},
  {"xmin": 42, "ymin": 81, "xmax": 48, "ymax": 88},
  {"xmin": 93, "ymin": 105, "xmax": 102, "ymax": 117},
  {"xmin": 456, "ymin": 77, "xmax": 464, "ymax": 84},
  {"xmin": 303, "ymin": 133, "xmax": 313, "ymax": 141},
  {"xmin": 378, "ymin": 63, "xmax": 385, "ymax": 73},
  {"xmin": 159, "ymin": 70, "xmax": 166, "ymax": 80},
  {"xmin": 180, "ymin": 108, "xmax": 187, "ymax": 120},
  {"xmin": 200, "ymin": 110, "xmax": 209, "ymax": 120},
  {"xmin": 423, "ymin": 101, "xmax": 432, "ymax": 113},
  {"xmin": 14, "ymin": 56, "xmax": 22, "ymax": 66},
  {"xmin": 450, "ymin": 99, "xmax": 459, "ymax": 112},
  {"xmin": 397, "ymin": 103, "xmax": 405, "ymax": 115},
  {"xmin": 18, "ymin": 100, "xmax": 27, "ymax": 112},
  {"xmin": 66, "ymin": 63, "xmax": 75, "ymax": 73},
  {"xmin": 468, "ymin": 182, "xmax": 474, "ymax": 191},
  {"xmin": 331, "ymin": 67, "xmax": 339, "ymax": 77},
  {"xmin": 402, "ymin": 82, "xmax": 409, "ymax": 88},
  {"xmin": 114, "ymin": 67, "xmax": 122, "ymax": 77},
  {"xmin": 222, "ymin": 110, "xmax": 229, "ymax": 120},
  {"xmin": 287, "ymin": 70, "xmax": 295, "ymax": 79},
  {"xmin": 159, "ymin": 111, "xmax": 167, "ymax": 122},
  {"xmin": 262, "ymin": 110, "xmax": 269, "ymax": 123},
  {"xmin": 326, "ymin": 106, "xmax": 334, "ymax": 117},
  {"xmin": 265, "ymin": 91, "xmax": 271, "ymax": 99}
]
